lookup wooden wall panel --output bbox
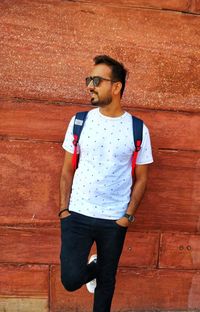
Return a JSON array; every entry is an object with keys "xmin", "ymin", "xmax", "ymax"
[
  {"xmin": 0, "ymin": 100, "xmax": 91, "ymax": 142},
  {"xmin": 50, "ymin": 265, "xmax": 200, "ymax": 311},
  {"xmin": 0, "ymin": 264, "xmax": 49, "ymax": 312},
  {"xmin": 1, "ymin": 140, "xmax": 199, "ymax": 232},
  {"xmin": 0, "ymin": 227, "xmax": 61, "ymax": 264},
  {"xmin": 0, "ymin": 298, "xmax": 48, "ymax": 312},
  {"xmin": 0, "ymin": 264, "xmax": 49, "ymax": 296},
  {"xmin": 0, "ymin": 140, "xmax": 63, "ymax": 225},
  {"xmin": 190, "ymin": 0, "xmax": 200, "ymax": 13},
  {"xmin": 0, "ymin": 227, "xmax": 159, "ymax": 268},
  {"xmin": 159, "ymin": 232, "xmax": 200, "ymax": 270},
  {"xmin": 134, "ymin": 149, "xmax": 200, "ymax": 232},
  {"xmin": 76, "ymin": 0, "xmax": 199, "ymax": 13},
  {"xmin": 120, "ymin": 231, "xmax": 159, "ymax": 268},
  {"xmin": 0, "ymin": 1, "xmax": 200, "ymax": 112},
  {"xmin": 0, "ymin": 100, "xmax": 199, "ymax": 152},
  {"xmin": 0, "ymin": 1, "xmax": 200, "ymax": 311}
]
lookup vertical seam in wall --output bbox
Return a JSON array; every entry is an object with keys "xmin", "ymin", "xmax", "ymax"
[
  {"xmin": 156, "ymin": 231, "xmax": 162, "ymax": 269},
  {"xmin": 48, "ymin": 265, "xmax": 51, "ymax": 312}
]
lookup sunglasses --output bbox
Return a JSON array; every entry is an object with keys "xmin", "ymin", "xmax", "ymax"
[{"xmin": 85, "ymin": 76, "xmax": 117, "ymax": 87}]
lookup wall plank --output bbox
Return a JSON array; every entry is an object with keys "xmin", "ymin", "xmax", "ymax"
[
  {"xmin": 0, "ymin": 298, "xmax": 48, "ymax": 312},
  {"xmin": 0, "ymin": 264, "xmax": 49, "ymax": 296},
  {"xmin": 0, "ymin": 264, "xmax": 49, "ymax": 312},
  {"xmin": 50, "ymin": 265, "xmax": 200, "ymax": 311},
  {"xmin": 1, "ymin": 141, "xmax": 199, "ymax": 232},
  {"xmin": 76, "ymin": 0, "xmax": 197, "ymax": 13},
  {"xmin": 120, "ymin": 231, "xmax": 159, "ymax": 268},
  {"xmin": 0, "ymin": 100, "xmax": 199, "ymax": 152},
  {"xmin": 135, "ymin": 149, "xmax": 200, "ymax": 232},
  {"xmin": 159, "ymin": 232, "xmax": 200, "ymax": 270},
  {"xmin": 0, "ymin": 227, "xmax": 60, "ymax": 264},
  {"xmin": 0, "ymin": 140, "xmax": 62, "ymax": 225},
  {"xmin": 0, "ymin": 227, "xmax": 159, "ymax": 268},
  {"xmin": 190, "ymin": 0, "xmax": 200, "ymax": 13},
  {"xmin": 0, "ymin": 1, "xmax": 200, "ymax": 112}
]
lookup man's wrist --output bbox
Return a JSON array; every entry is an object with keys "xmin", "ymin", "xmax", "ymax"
[{"xmin": 123, "ymin": 213, "xmax": 136, "ymax": 223}]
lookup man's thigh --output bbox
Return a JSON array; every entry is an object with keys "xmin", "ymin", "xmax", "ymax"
[
  {"xmin": 95, "ymin": 220, "xmax": 127, "ymax": 279},
  {"xmin": 60, "ymin": 212, "xmax": 94, "ymax": 270}
]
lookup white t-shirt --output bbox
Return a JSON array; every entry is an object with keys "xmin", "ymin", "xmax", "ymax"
[{"xmin": 62, "ymin": 108, "xmax": 153, "ymax": 219}]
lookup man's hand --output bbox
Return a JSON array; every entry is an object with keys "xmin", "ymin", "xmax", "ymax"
[
  {"xmin": 59, "ymin": 210, "xmax": 71, "ymax": 219},
  {"xmin": 115, "ymin": 216, "xmax": 130, "ymax": 228}
]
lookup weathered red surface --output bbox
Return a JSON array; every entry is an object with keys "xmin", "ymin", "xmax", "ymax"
[
  {"xmin": 0, "ymin": 264, "xmax": 49, "ymax": 296},
  {"xmin": 190, "ymin": 0, "xmax": 200, "ymax": 13},
  {"xmin": 0, "ymin": 1, "xmax": 200, "ymax": 112},
  {"xmin": 0, "ymin": 227, "xmax": 61, "ymax": 264},
  {"xmin": 0, "ymin": 140, "xmax": 63, "ymax": 225},
  {"xmin": 1, "ymin": 141, "xmax": 199, "ymax": 233},
  {"xmin": 50, "ymin": 265, "xmax": 200, "ymax": 311},
  {"xmin": 136, "ymin": 149, "xmax": 200, "ymax": 232},
  {"xmin": 0, "ymin": 227, "xmax": 159, "ymax": 268},
  {"xmin": 120, "ymin": 231, "xmax": 159, "ymax": 268},
  {"xmin": 0, "ymin": 264, "xmax": 49, "ymax": 311},
  {"xmin": 0, "ymin": 1, "xmax": 200, "ymax": 311},
  {"xmin": 159, "ymin": 232, "xmax": 200, "ymax": 270},
  {"xmin": 0, "ymin": 100, "xmax": 200, "ymax": 152},
  {"xmin": 75, "ymin": 0, "xmax": 199, "ymax": 13}
]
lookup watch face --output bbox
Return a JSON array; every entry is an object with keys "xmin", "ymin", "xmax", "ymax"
[
  {"xmin": 128, "ymin": 215, "xmax": 134, "ymax": 222},
  {"xmin": 124, "ymin": 214, "xmax": 135, "ymax": 222}
]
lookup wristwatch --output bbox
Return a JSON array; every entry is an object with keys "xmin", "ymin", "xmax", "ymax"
[{"xmin": 123, "ymin": 213, "xmax": 136, "ymax": 223}]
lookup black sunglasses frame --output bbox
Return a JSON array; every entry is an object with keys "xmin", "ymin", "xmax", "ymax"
[{"xmin": 85, "ymin": 76, "xmax": 117, "ymax": 87}]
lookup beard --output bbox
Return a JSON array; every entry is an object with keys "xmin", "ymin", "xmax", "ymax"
[{"xmin": 91, "ymin": 92, "xmax": 112, "ymax": 107}]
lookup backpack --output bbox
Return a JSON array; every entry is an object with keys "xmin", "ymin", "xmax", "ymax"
[{"xmin": 72, "ymin": 111, "xmax": 143, "ymax": 175}]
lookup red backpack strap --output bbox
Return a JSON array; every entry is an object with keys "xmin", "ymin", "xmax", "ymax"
[
  {"xmin": 72, "ymin": 134, "xmax": 79, "ymax": 170},
  {"xmin": 132, "ymin": 116, "xmax": 143, "ymax": 175}
]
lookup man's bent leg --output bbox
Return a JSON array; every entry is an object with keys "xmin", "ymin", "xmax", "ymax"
[
  {"xmin": 93, "ymin": 220, "xmax": 127, "ymax": 312},
  {"xmin": 60, "ymin": 212, "xmax": 95, "ymax": 291}
]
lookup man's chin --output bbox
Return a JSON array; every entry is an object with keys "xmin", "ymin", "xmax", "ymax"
[{"xmin": 91, "ymin": 99, "xmax": 99, "ymax": 106}]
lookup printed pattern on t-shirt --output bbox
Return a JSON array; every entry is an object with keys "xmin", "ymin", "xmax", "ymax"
[{"xmin": 62, "ymin": 108, "xmax": 153, "ymax": 219}]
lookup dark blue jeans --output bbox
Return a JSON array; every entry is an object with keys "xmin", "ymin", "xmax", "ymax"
[{"xmin": 60, "ymin": 211, "xmax": 127, "ymax": 312}]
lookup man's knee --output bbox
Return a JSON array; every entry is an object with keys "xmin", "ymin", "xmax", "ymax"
[{"xmin": 61, "ymin": 271, "xmax": 82, "ymax": 292}]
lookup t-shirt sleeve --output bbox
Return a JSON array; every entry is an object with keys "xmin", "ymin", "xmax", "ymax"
[
  {"xmin": 136, "ymin": 124, "xmax": 153, "ymax": 165},
  {"xmin": 62, "ymin": 116, "xmax": 75, "ymax": 154}
]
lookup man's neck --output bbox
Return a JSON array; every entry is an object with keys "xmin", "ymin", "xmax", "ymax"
[{"xmin": 99, "ymin": 102, "xmax": 124, "ymax": 118}]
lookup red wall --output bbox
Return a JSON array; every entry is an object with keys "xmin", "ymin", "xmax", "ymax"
[{"xmin": 0, "ymin": 1, "xmax": 200, "ymax": 311}]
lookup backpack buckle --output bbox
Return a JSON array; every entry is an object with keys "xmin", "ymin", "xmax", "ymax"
[
  {"xmin": 73, "ymin": 134, "xmax": 78, "ymax": 146},
  {"xmin": 73, "ymin": 139, "xmax": 78, "ymax": 146},
  {"xmin": 135, "ymin": 140, "xmax": 141, "ymax": 152}
]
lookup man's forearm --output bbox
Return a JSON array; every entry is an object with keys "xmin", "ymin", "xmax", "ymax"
[
  {"xmin": 126, "ymin": 178, "xmax": 147, "ymax": 216},
  {"xmin": 59, "ymin": 174, "xmax": 74, "ymax": 211}
]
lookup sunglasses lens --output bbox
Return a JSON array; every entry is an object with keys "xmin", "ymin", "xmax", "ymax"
[
  {"xmin": 86, "ymin": 77, "xmax": 91, "ymax": 86},
  {"xmin": 93, "ymin": 77, "xmax": 101, "ymax": 87},
  {"xmin": 85, "ymin": 76, "xmax": 102, "ymax": 87}
]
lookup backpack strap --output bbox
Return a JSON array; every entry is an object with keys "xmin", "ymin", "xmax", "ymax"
[
  {"xmin": 132, "ymin": 116, "xmax": 143, "ymax": 175},
  {"xmin": 72, "ymin": 111, "xmax": 88, "ymax": 170}
]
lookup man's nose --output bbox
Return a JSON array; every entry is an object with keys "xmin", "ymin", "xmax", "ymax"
[{"xmin": 87, "ymin": 80, "xmax": 95, "ymax": 89}]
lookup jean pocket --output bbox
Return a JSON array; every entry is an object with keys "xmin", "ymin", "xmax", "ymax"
[
  {"xmin": 112, "ymin": 220, "xmax": 128, "ymax": 230},
  {"xmin": 60, "ymin": 214, "xmax": 72, "ymax": 223}
]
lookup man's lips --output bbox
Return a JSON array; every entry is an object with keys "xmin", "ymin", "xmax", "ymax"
[{"xmin": 90, "ymin": 91, "xmax": 98, "ymax": 97}]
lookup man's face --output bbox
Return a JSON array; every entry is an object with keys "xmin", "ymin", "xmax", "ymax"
[{"xmin": 87, "ymin": 64, "xmax": 113, "ymax": 107}]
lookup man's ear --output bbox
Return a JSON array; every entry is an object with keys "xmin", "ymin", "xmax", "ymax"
[{"xmin": 112, "ymin": 82, "xmax": 122, "ymax": 96}]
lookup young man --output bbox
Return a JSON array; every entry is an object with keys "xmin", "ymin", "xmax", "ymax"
[{"xmin": 59, "ymin": 55, "xmax": 153, "ymax": 312}]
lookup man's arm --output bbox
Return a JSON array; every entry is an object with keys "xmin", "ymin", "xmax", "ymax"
[
  {"xmin": 59, "ymin": 151, "xmax": 75, "ymax": 219},
  {"xmin": 116, "ymin": 164, "xmax": 149, "ymax": 227}
]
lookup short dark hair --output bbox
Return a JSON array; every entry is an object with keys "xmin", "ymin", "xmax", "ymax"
[{"xmin": 93, "ymin": 55, "xmax": 127, "ymax": 97}]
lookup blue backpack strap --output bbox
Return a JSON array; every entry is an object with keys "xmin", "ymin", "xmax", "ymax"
[
  {"xmin": 132, "ymin": 116, "xmax": 143, "ymax": 174},
  {"xmin": 72, "ymin": 111, "xmax": 88, "ymax": 170},
  {"xmin": 73, "ymin": 111, "xmax": 89, "ymax": 142}
]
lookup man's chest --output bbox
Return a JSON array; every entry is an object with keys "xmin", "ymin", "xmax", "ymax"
[{"xmin": 78, "ymin": 120, "xmax": 134, "ymax": 161}]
